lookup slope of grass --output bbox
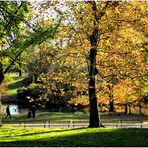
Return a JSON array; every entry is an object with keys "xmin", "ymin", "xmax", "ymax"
[
  {"xmin": 0, "ymin": 126, "xmax": 148, "ymax": 147},
  {"xmin": 5, "ymin": 73, "xmax": 27, "ymax": 96},
  {"xmin": 2, "ymin": 112, "xmax": 148, "ymax": 123},
  {"xmin": 2, "ymin": 112, "xmax": 89, "ymax": 123}
]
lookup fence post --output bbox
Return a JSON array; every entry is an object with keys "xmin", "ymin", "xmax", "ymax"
[
  {"xmin": 116, "ymin": 120, "xmax": 119, "ymax": 128},
  {"xmin": 70, "ymin": 120, "xmax": 73, "ymax": 127},
  {"xmin": 44, "ymin": 122, "xmax": 46, "ymax": 128},
  {"xmin": 24, "ymin": 121, "xmax": 26, "ymax": 128},
  {"xmin": 141, "ymin": 120, "xmax": 143, "ymax": 128},
  {"xmin": 48, "ymin": 121, "xmax": 50, "ymax": 128},
  {"xmin": 120, "ymin": 120, "xmax": 122, "ymax": 128}
]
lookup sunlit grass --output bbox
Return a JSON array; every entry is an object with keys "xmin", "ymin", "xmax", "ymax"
[
  {"xmin": 2, "ymin": 112, "xmax": 89, "ymax": 124},
  {"xmin": 2, "ymin": 111, "xmax": 148, "ymax": 124},
  {"xmin": 0, "ymin": 126, "xmax": 148, "ymax": 147},
  {"xmin": 6, "ymin": 89, "xmax": 17, "ymax": 95},
  {"xmin": 5, "ymin": 73, "xmax": 27, "ymax": 96}
]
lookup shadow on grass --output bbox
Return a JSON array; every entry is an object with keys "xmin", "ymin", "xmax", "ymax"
[
  {"xmin": 12, "ymin": 75, "xmax": 26, "ymax": 81},
  {"xmin": 0, "ymin": 127, "xmax": 86, "ymax": 140},
  {"xmin": 7, "ymin": 80, "xmax": 24, "ymax": 90},
  {"xmin": 0, "ymin": 128, "xmax": 148, "ymax": 147},
  {"xmin": 2, "ymin": 114, "xmax": 27, "ymax": 122},
  {"xmin": 4, "ymin": 111, "xmax": 148, "ymax": 124},
  {"xmin": 2, "ymin": 112, "xmax": 89, "ymax": 123}
]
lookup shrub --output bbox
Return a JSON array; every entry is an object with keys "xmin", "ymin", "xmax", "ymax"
[
  {"xmin": 17, "ymin": 83, "xmax": 45, "ymax": 108},
  {"xmin": 22, "ymin": 75, "xmax": 34, "ymax": 86}
]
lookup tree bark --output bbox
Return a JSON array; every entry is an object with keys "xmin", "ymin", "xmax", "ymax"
[
  {"xmin": 89, "ymin": 48, "xmax": 99, "ymax": 127},
  {"xmin": 109, "ymin": 84, "xmax": 114, "ymax": 112},
  {"xmin": 19, "ymin": 70, "xmax": 22, "ymax": 77},
  {"xmin": 109, "ymin": 100, "xmax": 114, "ymax": 112},
  {"xmin": 0, "ymin": 62, "xmax": 4, "ymax": 85},
  {"xmin": 128, "ymin": 104, "xmax": 131, "ymax": 114},
  {"xmin": 139, "ymin": 105, "xmax": 142, "ymax": 115},
  {"xmin": 125, "ymin": 103, "xmax": 128, "ymax": 114},
  {"xmin": 88, "ymin": 1, "xmax": 108, "ymax": 128},
  {"xmin": 18, "ymin": 62, "xmax": 22, "ymax": 77}
]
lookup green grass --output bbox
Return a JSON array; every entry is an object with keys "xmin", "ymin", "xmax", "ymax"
[
  {"xmin": 2, "ymin": 112, "xmax": 89, "ymax": 123},
  {"xmin": 0, "ymin": 126, "xmax": 148, "ymax": 147},
  {"xmin": 2, "ymin": 112, "xmax": 148, "ymax": 124},
  {"xmin": 5, "ymin": 73, "xmax": 27, "ymax": 96}
]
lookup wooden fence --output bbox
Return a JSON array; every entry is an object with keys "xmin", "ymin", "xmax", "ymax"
[{"xmin": 2, "ymin": 120, "xmax": 148, "ymax": 128}]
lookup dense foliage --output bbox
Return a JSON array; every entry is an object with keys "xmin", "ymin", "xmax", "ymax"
[{"xmin": 0, "ymin": 1, "xmax": 148, "ymax": 127}]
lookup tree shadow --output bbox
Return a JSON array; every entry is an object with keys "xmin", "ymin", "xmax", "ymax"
[
  {"xmin": 0, "ymin": 127, "xmax": 86, "ymax": 140},
  {"xmin": 7, "ymin": 80, "xmax": 24, "ymax": 90},
  {"xmin": 101, "ymin": 112, "xmax": 148, "ymax": 122},
  {"xmin": 0, "ymin": 128, "xmax": 148, "ymax": 147}
]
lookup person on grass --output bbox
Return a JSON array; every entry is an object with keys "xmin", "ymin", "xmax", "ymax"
[
  {"xmin": 31, "ymin": 105, "xmax": 36, "ymax": 118},
  {"xmin": 5, "ymin": 105, "xmax": 11, "ymax": 118}
]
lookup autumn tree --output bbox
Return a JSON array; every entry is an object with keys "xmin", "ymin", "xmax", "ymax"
[
  {"xmin": 96, "ymin": 1, "xmax": 148, "ymax": 112},
  {"xmin": 53, "ymin": 1, "xmax": 148, "ymax": 127}
]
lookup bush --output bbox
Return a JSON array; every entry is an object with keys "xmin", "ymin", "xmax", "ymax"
[
  {"xmin": 17, "ymin": 83, "xmax": 45, "ymax": 108},
  {"xmin": 22, "ymin": 75, "xmax": 34, "ymax": 86}
]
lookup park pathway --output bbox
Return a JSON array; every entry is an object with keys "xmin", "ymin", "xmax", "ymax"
[{"xmin": 3, "ymin": 121, "xmax": 148, "ymax": 128}]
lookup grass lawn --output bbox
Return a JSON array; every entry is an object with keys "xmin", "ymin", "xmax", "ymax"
[
  {"xmin": 2, "ymin": 111, "xmax": 148, "ymax": 124},
  {"xmin": 2, "ymin": 112, "xmax": 89, "ymax": 123},
  {"xmin": 2, "ymin": 72, "xmax": 148, "ymax": 124},
  {"xmin": 5, "ymin": 73, "xmax": 27, "ymax": 96},
  {"xmin": 0, "ymin": 126, "xmax": 148, "ymax": 147}
]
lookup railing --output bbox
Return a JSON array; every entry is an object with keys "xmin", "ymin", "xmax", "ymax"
[{"xmin": 2, "ymin": 120, "xmax": 148, "ymax": 128}]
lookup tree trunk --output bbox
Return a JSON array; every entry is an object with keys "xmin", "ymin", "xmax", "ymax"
[
  {"xmin": 89, "ymin": 47, "xmax": 102, "ymax": 127},
  {"xmin": 128, "ymin": 104, "xmax": 131, "ymax": 114},
  {"xmin": 139, "ymin": 105, "xmax": 142, "ymax": 115},
  {"xmin": 18, "ymin": 63, "xmax": 22, "ymax": 77},
  {"xmin": 109, "ymin": 100, "xmax": 114, "ymax": 112},
  {"xmin": 125, "ymin": 103, "xmax": 128, "ymax": 114},
  {"xmin": 0, "ymin": 73, "xmax": 4, "ymax": 85},
  {"xmin": 18, "ymin": 69, "xmax": 22, "ymax": 77},
  {"xmin": 109, "ymin": 84, "xmax": 114, "ymax": 112},
  {"xmin": 88, "ymin": 1, "xmax": 109, "ymax": 128},
  {"xmin": 34, "ymin": 74, "xmax": 38, "ymax": 83},
  {"xmin": 0, "ymin": 62, "xmax": 4, "ymax": 85}
]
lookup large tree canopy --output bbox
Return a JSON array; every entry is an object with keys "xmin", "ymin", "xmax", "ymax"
[
  {"xmin": 0, "ymin": 1, "xmax": 147, "ymax": 128},
  {"xmin": 0, "ymin": 1, "xmax": 62, "ymax": 84},
  {"xmin": 55, "ymin": 1, "xmax": 148, "ymax": 127},
  {"xmin": 0, "ymin": 1, "xmax": 28, "ymax": 84}
]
